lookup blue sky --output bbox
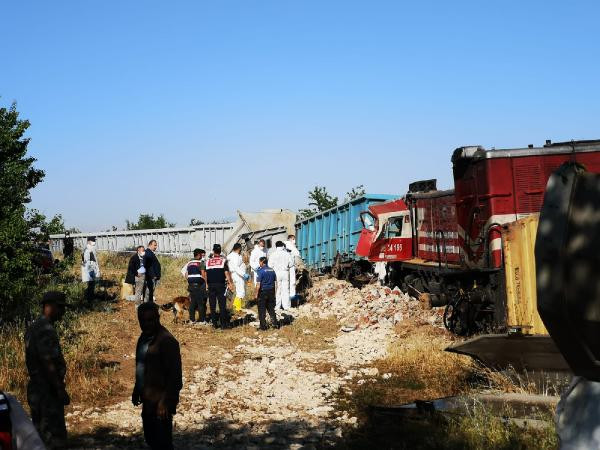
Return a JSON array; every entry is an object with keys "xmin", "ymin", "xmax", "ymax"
[{"xmin": 2, "ymin": 0, "xmax": 599, "ymax": 230}]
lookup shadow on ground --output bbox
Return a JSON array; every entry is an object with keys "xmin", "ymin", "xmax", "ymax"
[
  {"xmin": 67, "ymin": 411, "xmax": 550, "ymax": 450},
  {"xmin": 69, "ymin": 417, "xmax": 340, "ymax": 449}
]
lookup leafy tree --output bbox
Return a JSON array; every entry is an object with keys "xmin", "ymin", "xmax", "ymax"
[
  {"xmin": 189, "ymin": 218, "xmax": 205, "ymax": 226},
  {"xmin": 44, "ymin": 213, "xmax": 68, "ymax": 235},
  {"xmin": 345, "ymin": 184, "xmax": 366, "ymax": 201},
  {"xmin": 126, "ymin": 213, "xmax": 175, "ymax": 230},
  {"xmin": 298, "ymin": 186, "xmax": 339, "ymax": 219},
  {"xmin": 0, "ymin": 102, "xmax": 45, "ymax": 318}
]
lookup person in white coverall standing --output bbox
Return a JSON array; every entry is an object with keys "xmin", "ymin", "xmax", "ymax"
[
  {"xmin": 227, "ymin": 243, "xmax": 249, "ymax": 311},
  {"xmin": 249, "ymin": 239, "xmax": 267, "ymax": 284},
  {"xmin": 269, "ymin": 241, "xmax": 293, "ymax": 310},
  {"xmin": 81, "ymin": 236, "xmax": 100, "ymax": 302},
  {"xmin": 283, "ymin": 235, "xmax": 300, "ymax": 300}
]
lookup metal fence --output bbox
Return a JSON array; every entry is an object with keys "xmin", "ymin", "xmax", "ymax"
[{"xmin": 50, "ymin": 224, "xmax": 235, "ymax": 256}]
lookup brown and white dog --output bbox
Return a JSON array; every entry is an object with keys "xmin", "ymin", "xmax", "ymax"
[{"xmin": 160, "ymin": 296, "xmax": 190, "ymax": 323}]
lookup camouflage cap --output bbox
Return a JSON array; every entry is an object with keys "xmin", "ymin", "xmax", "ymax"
[{"xmin": 40, "ymin": 291, "xmax": 67, "ymax": 306}]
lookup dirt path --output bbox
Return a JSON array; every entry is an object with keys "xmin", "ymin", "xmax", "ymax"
[{"xmin": 63, "ymin": 278, "xmax": 413, "ymax": 449}]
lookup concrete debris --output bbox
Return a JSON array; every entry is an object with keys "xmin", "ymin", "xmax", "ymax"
[{"xmin": 300, "ymin": 279, "xmax": 444, "ymax": 329}]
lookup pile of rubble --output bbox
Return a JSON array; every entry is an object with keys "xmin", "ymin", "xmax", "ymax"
[{"xmin": 300, "ymin": 279, "xmax": 444, "ymax": 330}]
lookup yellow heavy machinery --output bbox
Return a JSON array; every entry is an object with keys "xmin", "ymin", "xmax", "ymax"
[{"xmin": 447, "ymin": 214, "xmax": 569, "ymax": 372}]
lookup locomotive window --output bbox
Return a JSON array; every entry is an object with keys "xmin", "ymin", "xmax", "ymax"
[
  {"xmin": 360, "ymin": 212, "xmax": 376, "ymax": 232},
  {"xmin": 386, "ymin": 217, "xmax": 403, "ymax": 238}
]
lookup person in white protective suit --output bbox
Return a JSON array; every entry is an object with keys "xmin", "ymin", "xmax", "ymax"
[
  {"xmin": 269, "ymin": 241, "xmax": 293, "ymax": 310},
  {"xmin": 249, "ymin": 239, "xmax": 267, "ymax": 284},
  {"xmin": 283, "ymin": 235, "xmax": 300, "ymax": 300},
  {"xmin": 81, "ymin": 237, "xmax": 100, "ymax": 302},
  {"xmin": 227, "ymin": 243, "xmax": 249, "ymax": 311}
]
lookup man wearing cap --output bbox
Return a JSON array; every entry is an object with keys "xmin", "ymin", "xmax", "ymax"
[
  {"xmin": 25, "ymin": 291, "xmax": 70, "ymax": 449},
  {"xmin": 180, "ymin": 248, "xmax": 208, "ymax": 323},
  {"xmin": 81, "ymin": 236, "xmax": 100, "ymax": 302},
  {"xmin": 205, "ymin": 244, "xmax": 234, "ymax": 329}
]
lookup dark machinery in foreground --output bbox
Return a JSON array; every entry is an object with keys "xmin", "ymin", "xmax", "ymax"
[{"xmin": 536, "ymin": 163, "xmax": 600, "ymax": 381}]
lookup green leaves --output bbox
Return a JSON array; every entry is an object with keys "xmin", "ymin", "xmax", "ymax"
[
  {"xmin": 0, "ymin": 102, "xmax": 46, "ymax": 319},
  {"xmin": 299, "ymin": 185, "xmax": 367, "ymax": 219},
  {"xmin": 126, "ymin": 213, "xmax": 175, "ymax": 230},
  {"xmin": 298, "ymin": 186, "xmax": 339, "ymax": 219}
]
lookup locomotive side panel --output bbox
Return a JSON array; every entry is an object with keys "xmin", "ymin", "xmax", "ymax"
[
  {"xmin": 454, "ymin": 142, "xmax": 600, "ymax": 270},
  {"xmin": 414, "ymin": 192, "xmax": 460, "ymax": 264}
]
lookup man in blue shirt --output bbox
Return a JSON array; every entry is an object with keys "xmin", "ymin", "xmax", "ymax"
[{"xmin": 255, "ymin": 257, "xmax": 279, "ymax": 330}]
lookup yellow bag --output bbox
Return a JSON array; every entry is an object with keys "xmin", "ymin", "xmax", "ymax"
[
  {"xmin": 233, "ymin": 297, "xmax": 243, "ymax": 311},
  {"xmin": 120, "ymin": 280, "xmax": 133, "ymax": 301}
]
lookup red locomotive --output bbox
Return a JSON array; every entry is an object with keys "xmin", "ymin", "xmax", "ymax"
[{"xmin": 357, "ymin": 139, "xmax": 600, "ymax": 335}]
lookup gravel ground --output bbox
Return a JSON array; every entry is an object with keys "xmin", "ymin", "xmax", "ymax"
[{"xmin": 66, "ymin": 278, "xmax": 442, "ymax": 449}]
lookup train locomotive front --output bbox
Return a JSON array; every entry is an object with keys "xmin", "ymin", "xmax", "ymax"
[{"xmin": 357, "ymin": 140, "xmax": 600, "ymax": 335}]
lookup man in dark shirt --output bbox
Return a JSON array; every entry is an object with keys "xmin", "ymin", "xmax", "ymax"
[
  {"xmin": 126, "ymin": 246, "xmax": 145, "ymax": 302},
  {"xmin": 181, "ymin": 248, "xmax": 207, "ymax": 324},
  {"xmin": 143, "ymin": 240, "xmax": 162, "ymax": 303},
  {"xmin": 205, "ymin": 244, "xmax": 234, "ymax": 329},
  {"xmin": 255, "ymin": 257, "xmax": 279, "ymax": 330},
  {"xmin": 25, "ymin": 291, "xmax": 70, "ymax": 449},
  {"xmin": 132, "ymin": 302, "xmax": 182, "ymax": 450}
]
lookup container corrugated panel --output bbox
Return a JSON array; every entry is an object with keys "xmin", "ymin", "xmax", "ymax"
[
  {"xmin": 50, "ymin": 224, "xmax": 235, "ymax": 256},
  {"xmin": 501, "ymin": 214, "xmax": 548, "ymax": 335},
  {"xmin": 296, "ymin": 194, "xmax": 398, "ymax": 271}
]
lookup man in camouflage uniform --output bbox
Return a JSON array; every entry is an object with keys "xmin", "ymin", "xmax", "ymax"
[{"xmin": 25, "ymin": 291, "xmax": 70, "ymax": 449}]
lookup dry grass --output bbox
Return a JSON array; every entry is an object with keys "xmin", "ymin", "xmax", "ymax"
[
  {"xmin": 0, "ymin": 308, "xmax": 126, "ymax": 406},
  {"xmin": 445, "ymin": 402, "xmax": 558, "ymax": 449},
  {"xmin": 277, "ymin": 316, "xmax": 339, "ymax": 351},
  {"xmin": 61, "ymin": 311, "xmax": 126, "ymax": 404},
  {"xmin": 0, "ymin": 323, "xmax": 28, "ymax": 399},
  {"xmin": 336, "ymin": 321, "xmax": 558, "ymax": 449},
  {"xmin": 336, "ymin": 322, "xmax": 475, "ymax": 416},
  {"xmin": 1, "ymin": 252, "xmax": 132, "ymax": 406},
  {"xmin": 376, "ymin": 323, "xmax": 475, "ymax": 399}
]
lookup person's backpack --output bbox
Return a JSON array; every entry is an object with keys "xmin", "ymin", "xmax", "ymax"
[{"xmin": 0, "ymin": 391, "xmax": 13, "ymax": 450}]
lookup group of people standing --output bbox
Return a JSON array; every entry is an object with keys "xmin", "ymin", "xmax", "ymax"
[
  {"xmin": 16, "ymin": 235, "xmax": 302, "ymax": 450},
  {"xmin": 83, "ymin": 237, "xmax": 162, "ymax": 304},
  {"xmin": 178, "ymin": 235, "xmax": 301, "ymax": 330},
  {"xmin": 250, "ymin": 236, "xmax": 300, "ymax": 308},
  {"xmin": 181, "ymin": 243, "xmax": 236, "ymax": 329},
  {"xmin": 124, "ymin": 240, "xmax": 162, "ymax": 303}
]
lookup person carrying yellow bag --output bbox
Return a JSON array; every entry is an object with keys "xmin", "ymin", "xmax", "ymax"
[{"xmin": 227, "ymin": 243, "xmax": 249, "ymax": 312}]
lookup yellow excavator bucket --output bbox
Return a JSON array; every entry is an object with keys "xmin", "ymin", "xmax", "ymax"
[{"xmin": 501, "ymin": 214, "xmax": 548, "ymax": 335}]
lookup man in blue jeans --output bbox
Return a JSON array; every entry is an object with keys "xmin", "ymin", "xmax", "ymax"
[{"xmin": 255, "ymin": 257, "xmax": 279, "ymax": 330}]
